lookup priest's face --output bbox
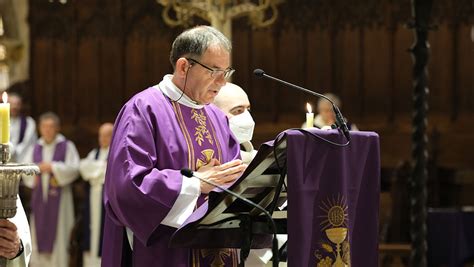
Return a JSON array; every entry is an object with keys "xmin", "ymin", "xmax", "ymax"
[
  {"xmin": 39, "ymin": 118, "xmax": 59, "ymax": 144},
  {"xmin": 184, "ymin": 45, "xmax": 231, "ymax": 105}
]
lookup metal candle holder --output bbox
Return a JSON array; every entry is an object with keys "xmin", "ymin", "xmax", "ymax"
[{"xmin": 0, "ymin": 144, "xmax": 39, "ymax": 266}]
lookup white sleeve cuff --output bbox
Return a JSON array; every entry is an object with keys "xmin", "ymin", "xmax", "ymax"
[{"xmin": 161, "ymin": 175, "xmax": 201, "ymax": 228}]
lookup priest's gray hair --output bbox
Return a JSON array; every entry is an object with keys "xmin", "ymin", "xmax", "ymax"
[
  {"xmin": 169, "ymin": 25, "xmax": 232, "ymax": 69},
  {"xmin": 39, "ymin": 111, "xmax": 61, "ymax": 127}
]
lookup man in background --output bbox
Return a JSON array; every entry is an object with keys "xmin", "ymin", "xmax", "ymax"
[
  {"xmin": 79, "ymin": 123, "xmax": 113, "ymax": 267},
  {"xmin": 214, "ymin": 82, "xmax": 257, "ymax": 164},
  {"xmin": 8, "ymin": 92, "xmax": 37, "ymax": 163},
  {"xmin": 22, "ymin": 112, "xmax": 80, "ymax": 267},
  {"xmin": 312, "ymin": 93, "xmax": 358, "ymax": 130},
  {"xmin": 214, "ymin": 82, "xmax": 288, "ymax": 266}
]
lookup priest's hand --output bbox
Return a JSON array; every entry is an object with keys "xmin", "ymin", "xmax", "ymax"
[
  {"xmin": 0, "ymin": 219, "xmax": 21, "ymax": 259},
  {"xmin": 196, "ymin": 159, "xmax": 247, "ymax": 194}
]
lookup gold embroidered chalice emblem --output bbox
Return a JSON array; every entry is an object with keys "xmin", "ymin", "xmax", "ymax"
[
  {"xmin": 325, "ymin": 227, "xmax": 348, "ymax": 267},
  {"xmin": 325, "ymin": 205, "xmax": 347, "ymax": 267},
  {"xmin": 317, "ymin": 195, "xmax": 350, "ymax": 266}
]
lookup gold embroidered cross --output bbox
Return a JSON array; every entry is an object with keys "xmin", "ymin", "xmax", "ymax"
[{"xmin": 201, "ymin": 248, "xmax": 232, "ymax": 267}]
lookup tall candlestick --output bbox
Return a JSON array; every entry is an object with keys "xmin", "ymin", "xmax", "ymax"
[
  {"xmin": 0, "ymin": 92, "xmax": 9, "ymax": 144},
  {"xmin": 306, "ymin": 102, "xmax": 314, "ymax": 128}
]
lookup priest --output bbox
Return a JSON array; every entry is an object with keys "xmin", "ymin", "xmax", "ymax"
[
  {"xmin": 101, "ymin": 26, "xmax": 247, "ymax": 267},
  {"xmin": 22, "ymin": 112, "xmax": 80, "ymax": 267}
]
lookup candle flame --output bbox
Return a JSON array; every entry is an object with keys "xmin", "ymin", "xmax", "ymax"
[
  {"xmin": 306, "ymin": 102, "xmax": 312, "ymax": 113},
  {"xmin": 2, "ymin": 92, "xmax": 7, "ymax": 104}
]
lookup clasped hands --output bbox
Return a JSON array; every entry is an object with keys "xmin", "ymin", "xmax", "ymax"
[
  {"xmin": 37, "ymin": 162, "xmax": 52, "ymax": 173},
  {"xmin": 195, "ymin": 159, "xmax": 247, "ymax": 194}
]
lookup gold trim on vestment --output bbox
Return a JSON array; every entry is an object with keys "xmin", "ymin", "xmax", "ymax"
[{"xmin": 172, "ymin": 101, "xmax": 195, "ymax": 170}]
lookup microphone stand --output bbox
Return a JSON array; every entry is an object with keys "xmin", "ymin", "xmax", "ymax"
[
  {"xmin": 253, "ymin": 69, "xmax": 351, "ymax": 142},
  {"xmin": 181, "ymin": 169, "xmax": 280, "ymax": 267}
]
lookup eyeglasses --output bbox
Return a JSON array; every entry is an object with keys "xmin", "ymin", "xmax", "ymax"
[{"xmin": 186, "ymin": 58, "xmax": 235, "ymax": 80}]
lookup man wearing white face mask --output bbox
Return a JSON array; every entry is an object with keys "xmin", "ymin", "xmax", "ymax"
[
  {"xmin": 214, "ymin": 83, "xmax": 288, "ymax": 267},
  {"xmin": 214, "ymin": 82, "xmax": 257, "ymax": 164}
]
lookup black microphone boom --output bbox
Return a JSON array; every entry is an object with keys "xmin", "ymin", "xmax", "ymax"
[
  {"xmin": 253, "ymin": 68, "xmax": 351, "ymax": 141},
  {"xmin": 180, "ymin": 168, "xmax": 280, "ymax": 267}
]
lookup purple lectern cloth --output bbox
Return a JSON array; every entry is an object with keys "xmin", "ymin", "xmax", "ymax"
[
  {"xmin": 171, "ymin": 129, "xmax": 380, "ymax": 267},
  {"xmin": 285, "ymin": 129, "xmax": 380, "ymax": 267},
  {"xmin": 101, "ymin": 86, "xmax": 241, "ymax": 267}
]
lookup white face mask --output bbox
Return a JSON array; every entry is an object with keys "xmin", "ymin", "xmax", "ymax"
[{"xmin": 229, "ymin": 110, "xmax": 255, "ymax": 144}]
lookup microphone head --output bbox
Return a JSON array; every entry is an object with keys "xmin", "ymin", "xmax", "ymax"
[
  {"xmin": 180, "ymin": 168, "xmax": 194, "ymax": 178},
  {"xmin": 253, "ymin": 69, "xmax": 265, "ymax": 77}
]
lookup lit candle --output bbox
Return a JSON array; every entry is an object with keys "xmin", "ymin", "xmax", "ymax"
[
  {"xmin": 306, "ymin": 102, "xmax": 314, "ymax": 128},
  {"xmin": 0, "ymin": 92, "xmax": 9, "ymax": 144}
]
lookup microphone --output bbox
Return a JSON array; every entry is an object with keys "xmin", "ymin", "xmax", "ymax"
[
  {"xmin": 180, "ymin": 168, "xmax": 280, "ymax": 267},
  {"xmin": 253, "ymin": 69, "xmax": 351, "ymax": 141}
]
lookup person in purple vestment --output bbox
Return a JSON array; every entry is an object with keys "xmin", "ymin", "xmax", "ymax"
[
  {"xmin": 102, "ymin": 25, "xmax": 247, "ymax": 267},
  {"xmin": 22, "ymin": 112, "xmax": 80, "ymax": 267}
]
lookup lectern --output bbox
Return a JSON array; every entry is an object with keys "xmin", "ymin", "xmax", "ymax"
[{"xmin": 171, "ymin": 129, "xmax": 380, "ymax": 267}]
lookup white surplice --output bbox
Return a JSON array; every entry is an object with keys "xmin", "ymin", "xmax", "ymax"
[
  {"xmin": 79, "ymin": 147, "xmax": 109, "ymax": 267},
  {"xmin": 10, "ymin": 116, "xmax": 37, "ymax": 164},
  {"xmin": 22, "ymin": 134, "xmax": 80, "ymax": 267}
]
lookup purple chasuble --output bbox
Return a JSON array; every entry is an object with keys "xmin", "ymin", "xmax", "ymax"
[
  {"xmin": 31, "ymin": 140, "xmax": 67, "ymax": 252},
  {"xmin": 174, "ymin": 102, "xmax": 239, "ymax": 267},
  {"xmin": 101, "ymin": 86, "xmax": 241, "ymax": 267}
]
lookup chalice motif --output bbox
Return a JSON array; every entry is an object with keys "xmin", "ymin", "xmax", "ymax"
[
  {"xmin": 318, "ymin": 196, "xmax": 350, "ymax": 267},
  {"xmin": 325, "ymin": 227, "xmax": 348, "ymax": 267}
]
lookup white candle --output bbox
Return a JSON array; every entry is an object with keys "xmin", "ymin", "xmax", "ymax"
[
  {"xmin": 0, "ymin": 92, "xmax": 9, "ymax": 144},
  {"xmin": 306, "ymin": 102, "xmax": 314, "ymax": 128}
]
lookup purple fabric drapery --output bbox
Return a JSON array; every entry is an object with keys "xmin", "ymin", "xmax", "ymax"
[
  {"xmin": 285, "ymin": 129, "xmax": 379, "ymax": 267},
  {"xmin": 173, "ymin": 129, "xmax": 380, "ymax": 267}
]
